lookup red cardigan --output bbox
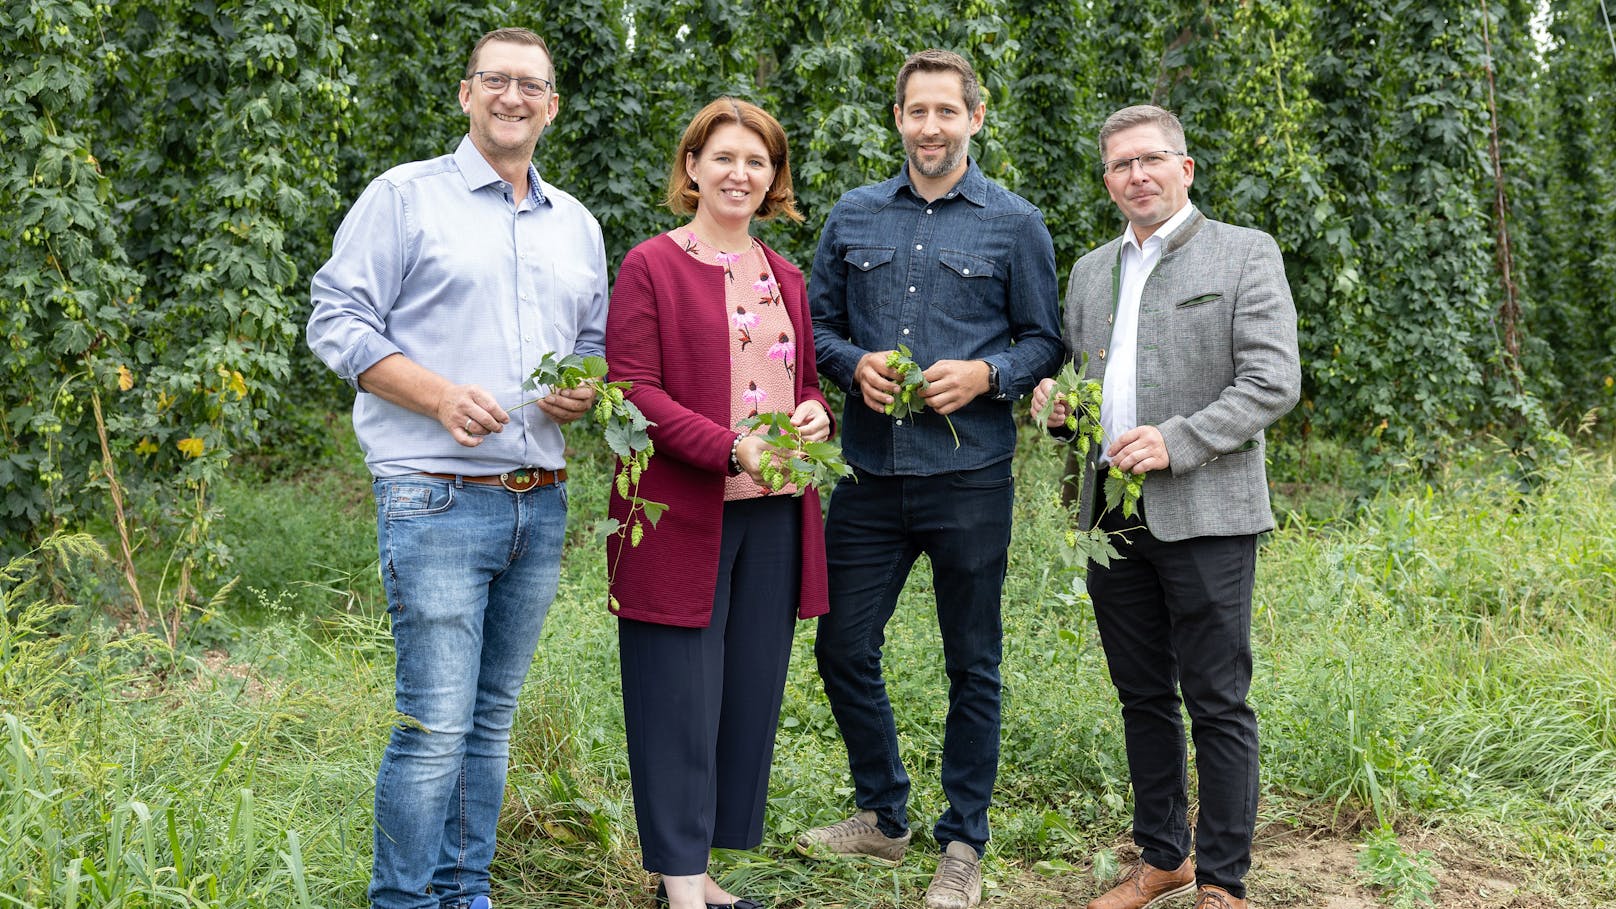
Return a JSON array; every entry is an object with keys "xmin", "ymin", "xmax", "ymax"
[{"xmin": 604, "ymin": 233, "xmax": 832, "ymax": 627}]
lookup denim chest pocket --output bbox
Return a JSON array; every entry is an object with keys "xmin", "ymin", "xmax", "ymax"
[
  {"xmin": 844, "ymin": 246, "xmax": 899, "ymax": 309},
  {"xmin": 936, "ymin": 249, "xmax": 1001, "ymax": 318},
  {"xmin": 383, "ymin": 480, "xmax": 456, "ymax": 518}
]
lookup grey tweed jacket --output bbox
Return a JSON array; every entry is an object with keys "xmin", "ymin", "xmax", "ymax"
[{"xmin": 1065, "ymin": 207, "xmax": 1301, "ymax": 541}]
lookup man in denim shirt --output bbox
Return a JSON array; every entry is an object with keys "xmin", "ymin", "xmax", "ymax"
[
  {"xmin": 800, "ymin": 48, "xmax": 1062, "ymax": 909},
  {"xmin": 306, "ymin": 27, "xmax": 606, "ymax": 909}
]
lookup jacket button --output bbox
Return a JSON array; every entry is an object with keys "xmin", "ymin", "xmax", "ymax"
[{"xmin": 1099, "ymin": 348, "xmax": 1106, "ymax": 359}]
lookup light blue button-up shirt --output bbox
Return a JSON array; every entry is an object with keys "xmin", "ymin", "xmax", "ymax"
[{"xmin": 308, "ymin": 136, "xmax": 608, "ymax": 477}]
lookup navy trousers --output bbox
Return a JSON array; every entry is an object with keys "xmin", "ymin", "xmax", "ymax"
[{"xmin": 619, "ymin": 495, "xmax": 801, "ymax": 874}]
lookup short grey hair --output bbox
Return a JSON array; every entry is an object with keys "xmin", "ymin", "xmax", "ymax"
[{"xmin": 1099, "ymin": 105, "xmax": 1186, "ymax": 159}]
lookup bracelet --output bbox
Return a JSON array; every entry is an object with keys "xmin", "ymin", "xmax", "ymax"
[{"xmin": 728, "ymin": 433, "xmax": 744, "ymax": 475}]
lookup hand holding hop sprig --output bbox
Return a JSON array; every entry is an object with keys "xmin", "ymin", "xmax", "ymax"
[
  {"xmin": 735, "ymin": 411, "xmax": 852, "ymax": 496},
  {"xmin": 519, "ymin": 353, "xmax": 668, "ymax": 591},
  {"xmin": 883, "ymin": 344, "xmax": 959, "ymax": 449},
  {"xmin": 1034, "ymin": 355, "xmax": 1145, "ymax": 567}
]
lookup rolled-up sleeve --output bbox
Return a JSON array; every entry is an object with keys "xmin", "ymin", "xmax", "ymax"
[{"xmin": 307, "ymin": 179, "xmax": 410, "ymax": 389}]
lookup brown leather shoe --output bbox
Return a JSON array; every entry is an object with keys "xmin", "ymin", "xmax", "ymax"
[
  {"xmin": 1087, "ymin": 857, "xmax": 1195, "ymax": 909},
  {"xmin": 1191, "ymin": 885, "xmax": 1247, "ymax": 909}
]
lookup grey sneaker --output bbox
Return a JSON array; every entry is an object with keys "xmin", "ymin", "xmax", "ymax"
[
  {"xmin": 925, "ymin": 840, "xmax": 982, "ymax": 909},
  {"xmin": 794, "ymin": 810, "xmax": 911, "ymax": 864}
]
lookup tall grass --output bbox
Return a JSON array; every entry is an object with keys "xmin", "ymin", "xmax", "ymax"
[{"xmin": 4, "ymin": 437, "xmax": 1614, "ymax": 906}]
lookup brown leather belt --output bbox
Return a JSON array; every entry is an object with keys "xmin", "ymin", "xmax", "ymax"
[{"xmin": 418, "ymin": 467, "xmax": 566, "ymax": 492}]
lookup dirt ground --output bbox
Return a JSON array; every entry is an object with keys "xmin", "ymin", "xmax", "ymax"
[{"xmin": 992, "ymin": 822, "xmax": 1583, "ymax": 909}]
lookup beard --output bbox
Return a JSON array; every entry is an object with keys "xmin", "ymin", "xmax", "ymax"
[{"xmin": 905, "ymin": 134, "xmax": 967, "ymax": 178}]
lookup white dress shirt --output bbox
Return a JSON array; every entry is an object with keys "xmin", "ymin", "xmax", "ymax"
[{"xmin": 1099, "ymin": 203, "xmax": 1195, "ymax": 464}]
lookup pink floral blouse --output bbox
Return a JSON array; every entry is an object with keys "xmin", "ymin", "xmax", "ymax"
[{"xmin": 676, "ymin": 229, "xmax": 798, "ymax": 501}]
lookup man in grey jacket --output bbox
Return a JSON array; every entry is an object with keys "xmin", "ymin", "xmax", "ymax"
[{"xmin": 1032, "ymin": 105, "xmax": 1300, "ymax": 909}]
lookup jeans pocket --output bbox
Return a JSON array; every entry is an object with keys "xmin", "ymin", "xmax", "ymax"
[
  {"xmin": 945, "ymin": 468, "xmax": 1013, "ymax": 491},
  {"xmin": 380, "ymin": 478, "xmax": 456, "ymax": 518}
]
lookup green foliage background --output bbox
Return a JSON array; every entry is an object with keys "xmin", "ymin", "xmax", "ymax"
[{"xmin": 3, "ymin": 0, "xmax": 1615, "ymax": 559}]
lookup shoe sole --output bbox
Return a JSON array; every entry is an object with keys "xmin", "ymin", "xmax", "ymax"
[
  {"xmin": 792, "ymin": 838, "xmax": 908, "ymax": 866},
  {"xmin": 1140, "ymin": 881, "xmax": 1197, "ymax": 909}
]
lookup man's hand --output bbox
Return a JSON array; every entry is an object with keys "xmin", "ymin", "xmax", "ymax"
[
  {"xmin": 854, "ymin": 351, "xmax": 899, "ymax": 413},
  {"xmin": 536, "ymin": 385, "xmax": 597, "ymax": 426},
  {"xmin": 1030, "ymin": 377, "xmax": 1069, "ymax": 428},
  {"xmin": 919, "ymin": 359, "xmax": 991, "ymax": 415},
  {"xmin": 441, "ymin": 383, "xmax": 509, "ymax": 447},
  {"xmin": 790, "ymin": 400, "xmax": 832, "ymax": 442},
  {"xmin": 1107, "ymin": 425, "xmax": 1169, "ymax": 474}
]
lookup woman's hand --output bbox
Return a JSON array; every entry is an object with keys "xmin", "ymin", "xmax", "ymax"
[
  {"xmin": 790, "ymin": 400, "xmax": 831, "ymax": 442},
  {"xmin": 734, "ymin": 434, "xmax": 771, "ymax": 486}
]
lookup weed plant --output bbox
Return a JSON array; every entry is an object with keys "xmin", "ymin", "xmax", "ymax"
[{"xmin": 3, "ymin": 435, "xmax": 1614, "ymax": 906}]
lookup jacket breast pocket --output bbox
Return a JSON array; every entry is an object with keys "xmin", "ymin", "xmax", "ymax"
[
  {"xmin": 936, "ymin": 249, "xmax": 1001, "ymax": 318},
  {"xmin": 1175, "ymin": 292, "xmax": 1222, "ymax": 308},
  {"xmin": 844, "ymin": 246, "xmax": 899, "ymax": 310}
]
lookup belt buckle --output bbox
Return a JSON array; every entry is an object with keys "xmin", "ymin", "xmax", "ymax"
[{"xmin": 500, "ymin": 468, "xmax": 540, "ymax": 492}]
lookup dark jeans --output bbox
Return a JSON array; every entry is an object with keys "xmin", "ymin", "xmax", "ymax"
[
  {"xmin": 816, "ymin": 460, "xmax": 1013, "ymax": 854},
  {"xmin": 1088, "ymin": 497, "xmax": 1259, "ymax": 898},
  {"xmin": 619, "ymin": 495, "xmax": 801, "ymax": 875}
]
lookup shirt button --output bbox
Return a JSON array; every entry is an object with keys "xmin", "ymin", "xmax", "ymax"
[
  {"xmin": 902, "ymin": 328, "xmax": 910, "ymax": 335},
  {"xmin": 926, "ymin": 209, "xmax": 933, "ymax": 215},
  {"xmin": 915, "ymin": 244, "xmax": 923, "ymax": 251},
  {"xmin": 863, "ymin": 261, "xmax": 870, "ymax": 268},
  {"xmin": 908, "ymin": 286, "xmax": 916, "ymax": 293},
  {"xmin": 962, "ymin": 268, "xmax": 971, "ymax": 275},
  {"xmin": 895, "ymin": 419, "xmax": 904, "ymax": 426}
]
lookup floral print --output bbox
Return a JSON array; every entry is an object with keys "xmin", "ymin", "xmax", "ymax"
[
  {"xmin": 674, "ymin": 229, "xmax": 799, "ymax": 501},
  {"xmin": 768, "ymin": 332, "xmax": 795, "ymax": 380},
  {"xmin": 733, "ymin": 306, "xmax": 757, "ymax": 349}
]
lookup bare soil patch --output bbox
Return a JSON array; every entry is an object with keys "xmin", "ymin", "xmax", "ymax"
[{"xmin": 990, "ymin": 822, "xmax": 1573, "ymax": 909}]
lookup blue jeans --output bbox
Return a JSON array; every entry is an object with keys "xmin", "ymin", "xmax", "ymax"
[
  {"xmin": 369, "ymin": 476, "xmax": 568, "ymax": 909},
  {"xmin": 815, "ymin": 461, "xmax": 1013, "ymax": 854}
]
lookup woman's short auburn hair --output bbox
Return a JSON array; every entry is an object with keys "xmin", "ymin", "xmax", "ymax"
[{"xmin": 663, "ymin": 98, "xmax": 803, "ymax": 223}]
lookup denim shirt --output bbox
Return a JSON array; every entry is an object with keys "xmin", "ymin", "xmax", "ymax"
[{"xmin": 811, "ymin": 160, "xmax": 1063, "ymax": 477}]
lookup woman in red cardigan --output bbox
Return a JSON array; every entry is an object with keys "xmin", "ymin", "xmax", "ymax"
[{"xmin": 605, "ymin": 98, "xmax": 833, "ymax": 909}]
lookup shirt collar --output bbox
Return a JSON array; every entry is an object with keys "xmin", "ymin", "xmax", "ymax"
[
  {"xmin": 453, "ymin": 135, "xmax": 547, "ymax": 206},
  {"xmin": 1121, "ymin": 201, "xmax": 1196, "ymax": 252},
  {"xmin": 885, "ymin": 157, "xmax": 989, "ymax": 206}
]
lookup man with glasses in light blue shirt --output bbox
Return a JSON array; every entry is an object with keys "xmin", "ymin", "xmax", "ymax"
[{"xmin": 306, "ymin": 26, "xmax": 607, "ymax": 909}]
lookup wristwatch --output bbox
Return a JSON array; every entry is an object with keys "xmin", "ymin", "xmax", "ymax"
[{"xmin": 985, "ymin": 361, "xmax": 1002, "ymax": 398}]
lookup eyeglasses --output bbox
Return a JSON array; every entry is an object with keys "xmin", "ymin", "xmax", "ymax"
[
  {"xmin": 1101, "ymin": 150, "xmax": 1186, "ymax": 177},
  {"xmin": 471, "ymin": 70, "xmax": 553, "ymax": 100}
]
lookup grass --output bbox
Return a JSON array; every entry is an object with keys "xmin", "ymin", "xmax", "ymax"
[{"xmin": 3, "ymin": 428, "xmax": 1615, "ymax": 906}]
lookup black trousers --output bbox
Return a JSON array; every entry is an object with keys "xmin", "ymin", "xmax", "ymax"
[
  {"xmin": 1087, "ymin": 494, "xmax": 1259, "ymax": 898},
  {"xmin": 618, "ymin": 495, "xmax": 801, "ymax": 875}
]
